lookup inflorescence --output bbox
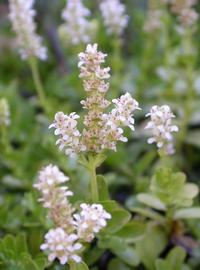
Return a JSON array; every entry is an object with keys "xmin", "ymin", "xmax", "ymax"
[
  {"xmin": 8, "ymin": 0, "xmax": 47, "ymax": 60},
  {"xmin": 50, "ymin": 43, "xmax": 140, "ymax": 156},
  {"xmin": 99, "ymin": 0, "xmax": 129, "ymax": 36},
  {"xmin": 145, "ymin": 105, "xmax": 179, "ymax": 155},
  {"xmin": 61, "ymin": 0, "xmax": 92, "ymax": 45},
  {"xmin": 34, "ymin": 164, "xmax": 111, "ymax": 264}
]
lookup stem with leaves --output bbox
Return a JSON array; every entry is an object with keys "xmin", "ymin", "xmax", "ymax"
[
  {"xmin": 69, "ymin": 261, "xmax": 76, "ymax": 270},
  {"xmin": 88, "ymin": 155, "xmax": 99, "ymax": 202},
  {"xmin": 79, "ymin": 153, "xmax": 107, "ymax": 202}
]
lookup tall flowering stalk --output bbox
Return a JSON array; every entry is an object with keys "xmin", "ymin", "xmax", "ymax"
[
  {"xmin": 99, "ymin": 0, "xmax": 129, "ymax": 36},
  {"xmin": 34, "ymin": 164, "xmax": 111, "ymax": 267},
  {"xmin": 99, "ymin": 0, "xmax": 129, "ymax": 93},
  {"xmin": 8, "ymin": 0, "xmax": 48, "ymax": 113},
  {"xmin": 60, "ymin": 0, "xmax": 92, "ymax": 46},
  {"xmin": 50, "ymin": 44, "xmax": 140, "ymax": 201}
]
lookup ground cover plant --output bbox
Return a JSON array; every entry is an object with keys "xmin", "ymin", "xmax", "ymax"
[{"xmin": 1, "ymin": 0, "xmax": 200, "ymax": 269}]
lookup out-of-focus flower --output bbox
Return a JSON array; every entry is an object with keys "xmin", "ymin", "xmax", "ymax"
[
  {"xmin": 73, "ymin": 203, "xmax": 111, "ymax": 242},
  {"xmin": 99, "ymin": 0, "xmax": 129, "ymax": 36},
  {"xmin": 61, "ymin": 0, "xmax": 92, "ymax": 45},
  {"xmin": 8, "ymin": 0, "xmax": 47, "ymax": 60},
  {"xmin": 144, "ymin": 10, "xmax": 164, "ymax": 33},
  {"xmin": 34, "ymin": 165, "xmax": 74, "ymax": 231},
  {"xmin": 0, "ymin": 98, "xmax": 10, "ymax": 127},
  {"xmin": 41, "ymin": 228, "xmax": 82, "ymax": 264},
  {"xmin": 177, "ymin": 8, "xmax": 198, "ymax": 26},
  {"xmin": 170, "ymin": 0, "xmax": 198, "ymax": 26},
  {"xmin": 145, "ymin": 105, "xmax": 178, "ymax": 155}
]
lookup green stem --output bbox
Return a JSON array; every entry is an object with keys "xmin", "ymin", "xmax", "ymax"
[
  {"xmin": 88, "ymin": 155, "xmax": 99, "ymax": 202},
  {"xmin": 69, "ymin": 261, "xmax": 76, "ymax": 270},
  {"xmin": 29, "ymin": 58, "xmax": 48, "ymax": 114},
  {"xmin": 0, "ymin": 125, "xmax": 11, "ymax": 155},
  {"xmin": 111, "ymin": 36, "xmax": 122, "ymax": 97}
]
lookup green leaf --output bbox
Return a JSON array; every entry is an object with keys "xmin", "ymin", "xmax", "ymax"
[
  {"xmin": 21, "ymin": 255, "xmax": 40, "ymax": 270},
  {"xmin": 182, "ymin": 265, "xmax": 191, "ymax": 270},
  {"xmin": 108, "ymin": 258, "xmax": 131, "ymax": 270},
  {"xmin": 115, "ymin": 221, "xmax": 146, "ymax": 243},
  {"xmin": 150, "ymin": 168, "xmax": 198, "ymax": 208},
  {"xmin": 131, "ymin": 207, "xmax": 165, "ymax": 222},
  {"xmin": 174, "ymin": 208, "xmax": 200, "ymax": 219},
  {"xmin": 94, "ymin": 153, "xmax": 107, "ymax": 168},
  {"xmin": 70, "ymin": 261, "xmax": 89, "ymax": 270},
  {"xmin": 98, "ymin": 236, "xmax": 139, "ymax": 266},
  {"xmin": 100, "ymin": 201, "xmax": 131, "ymax": 233},
  {"xmin": 156, "ymin": 259, "xmax": 169, "ymax": 270},
  {"xmin": 137, "ymin": 193, "xmax": 166, "ymax": 211},
  {"xmin": 185, "ymin": 130, "xmax": 200, "ymax": 148},
  {"xmin": 114, "ymin": 245, "xmax": 140, "ymax": 266},
  {"xmin": 166, "ymin": 247, "xmax": 186, "ymax": 270},
  {"xmin": 156, "ymin": 247, "xmax": 186, "ymax": 270},
  {"xmin": 84, "ymin": 246, "xmax": 104, "ymax": 266},
  {"xmin": 136, "ymin": 225, "xmax": 168, "ymax": 270},
  {"xmin": 97, "ymin": 175, "xmax": 109, "ymax": 201},
  {"xmin": 16, "ymin": 234, "xmax": 28, "ymax": 254},
  {"xmin": 181, "ymin": 184, "xmax": 199, "ymax": 200}
]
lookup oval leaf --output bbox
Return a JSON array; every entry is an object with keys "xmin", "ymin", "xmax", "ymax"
[{"xmin": 174, "ymin": 208, "xmax": 200, "ymax": 219}]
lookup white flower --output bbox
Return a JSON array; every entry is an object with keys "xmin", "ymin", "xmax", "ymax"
[
  {"xmin": 109, "ymin": 93, "xmax": 141, "ymax": 130},
  {"xmin": 49, "ymin": 112, "xmax": 86, "ymax": 156},
  {"xmin": 41, "ymin": 228, "xmax": 82, "ymax": 264},
  {"xmin": 0, "ymin": 99, "xmax": 10, "ymax": 127},
  {"xmin": 34, "ymin": 165, "xmax": 74, "ymax": 231},
  {"xmin": 8, "ymin": 0, "xmax": 47, "ymax": 60},
  {"xmin": 99, "ymin": 93, "xmax": 140, "ymax": 151},
  {"xmin": 145, "ymin": 105, "xmax": 179, "ymax": 155},
  {"xmin": 51, "ymin": 44, "xmax": 140, "ymax": 154},
  {"xmin": 61, "ymin": 0, "xmax": 92, "ymax": 45},
  {"xmin": 34, "ymin": 164, "xmax": 69, "ymax": 191},
  {"xmin": 73, "ymin": 203, "xmax": 111, "ymax": 242},
  {"xmin": 100, "ymin": 0, "xmax": 129, "ymax": 36}
]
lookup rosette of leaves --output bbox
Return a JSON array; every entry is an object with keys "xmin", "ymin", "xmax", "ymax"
[
  {"xmin": 129, "ymin": 168, "xmax": 200, "ymax": 270},
  {"xmin": 134, "ymin": 167, "xmax": 200, "ymax": 220}
]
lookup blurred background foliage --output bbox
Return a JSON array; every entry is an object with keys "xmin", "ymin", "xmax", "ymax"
[{"xmin": 1, "ymin": 0, "xmax": 200, "ymax": 269}]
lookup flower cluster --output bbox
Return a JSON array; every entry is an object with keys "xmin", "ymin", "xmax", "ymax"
[
  {"xmin": 74, "ymin": 203, "xmax": 111, "ymax": 242},
  {"xmin": 170, "ymin": 0, "xmax": 198, "ymax": 26},
  {"xmin": 0, "ymin": 98, "xmax": 10, "ymax": 127},
  {"xmin": 99, "ymin": 0, "xmax": 129, "ymax": 36},
  {"xmin": 41, "ymin": 228, "xmax": 82, "ymax": 264},
  {"xmin": 49, "ymin": 112, "xmax": 86, "ymax": 156},
  {"xmin": 143, "ymin": 10, "xmax": 164, "ymax": 33},
  {"xmin": 34, "ymin": 165, "xmax": 74, "ymax": 231},
  {"xmin": 50, "ymin": 44, "xmax": 140, "ymax": 156},
  {"xmin": 8, "ymin": 0, "xmax": 47, "ymax": 60},
  {"xmin": 61, "ymin": 0, "xmax": 92, "ymax": 45},
  {"xmin": 145, "ymin": 105, "xmax": 179, "ymax": 155},
  {"xmin": 34, "ymin": 164, "xmax": 111, "ymax": 264}
]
